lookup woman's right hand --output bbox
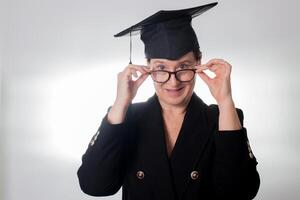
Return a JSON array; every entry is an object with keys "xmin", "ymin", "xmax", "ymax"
[
  {"xmin": 108, "ymin": 64, "xmax": 150, "ymax": 124},
  {"xmin": 116, "ymin": 64, "xmax": 150, "ymax": 106}
]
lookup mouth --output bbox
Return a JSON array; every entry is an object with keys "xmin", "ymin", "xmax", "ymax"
[{"xmin": 165, "ymin": 87, "xmax": 184, "ymax": 95}]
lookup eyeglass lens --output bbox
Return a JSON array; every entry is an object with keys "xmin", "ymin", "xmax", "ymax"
[{"xmin": 151, "ymin": 69, "xmax": 195, "ymax": 83}]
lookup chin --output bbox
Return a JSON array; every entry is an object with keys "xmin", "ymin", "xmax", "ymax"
[{"xmin": 164, "ymin": 97, "xmax": 186, "ymax": 106}]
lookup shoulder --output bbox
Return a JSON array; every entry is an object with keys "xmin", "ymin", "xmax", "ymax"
[
  {"xmin": 129, "ymin": 101, "xmax": 149, "ymax": 115},
  {"xmin": 125, "ymin": 96, "xmax": 156, "ymax": 122},
  {"xmin": 189, "ymin": 93, "xmax": 244, "ymax": 121},
  {"xmin": 207, "ymin": 104, "xmax": 244, "ymax": 125}
]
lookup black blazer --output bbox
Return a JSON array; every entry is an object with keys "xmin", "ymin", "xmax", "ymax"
[{"xmin": 77, "ymin": 92, "xmax": 260, "ymax": 200}]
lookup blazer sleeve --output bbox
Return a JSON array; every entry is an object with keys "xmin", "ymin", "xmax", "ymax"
[
  {"xmin": 209, "ymin": 105, "xmax": 260, "ymax": 199},
  {"xmin": 77, "ymin": 105, "xmax": 134, "ymax": 196}
]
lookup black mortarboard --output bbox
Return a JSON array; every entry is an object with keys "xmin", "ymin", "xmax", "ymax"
[{"xmin": 114, "ymin": 2, "xmax": 218, "ymax": 63}]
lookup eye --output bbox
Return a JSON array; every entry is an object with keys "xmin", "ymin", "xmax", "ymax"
[
  {"xmin": 156, "ymin": 64, "xmax": 165, "ymax": 70},
  {"xmin": 179, "ymin": 64, "xmax": 190, "ymax": 69}
]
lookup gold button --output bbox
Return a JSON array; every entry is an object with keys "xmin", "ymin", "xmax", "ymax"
[
  {"xmin": 249, "ymin": 152, "xmax": 254, "ymax": 159},
  {"xmin": 89, "ymin": 131, "xmax": 99, "ymax": 146},
  {"xmin": 190, "ymin": 171, "xmax": 199, "ymax": 180},
  {"xmin": 90, "ymin": 140, "xmax": 95, "ymax": 146},
  {"xmin": 136, "ymin": 171, "xmax": 145, "ymax": 180},
  {"xmin": 247, "ymin": 141, "xmax": 252, "ymax": 151}
]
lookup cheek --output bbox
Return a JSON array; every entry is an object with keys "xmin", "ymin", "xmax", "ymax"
[
  {"xmin": 190, "ymin": 79, "xmax": 196, "ymax": 87},
  {"xmin": 190, "ymin": 77, "xmax": 196, "ymax": 85},
  {"xmin": 153, "ymin": 82, "xmax": 162, "ymax": 92},
  {"xmin": 184, "ymin": 80, "xmax": 195, "ymax": 91},
  {"xmin": 154, "ymin": 83, "xmax": 168, "ymax": 97}
]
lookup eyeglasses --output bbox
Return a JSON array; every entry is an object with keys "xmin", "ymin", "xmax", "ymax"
[{"xmin": 149, "ymin": 69, "xmax": 196, "ymax": 83}]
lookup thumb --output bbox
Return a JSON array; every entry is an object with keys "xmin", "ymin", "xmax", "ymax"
[
  {"xmin": 198, "ymin": 71, "xmax": 211, "ymax": 86},
  {"xmin": 135, "ymin": 73, "xmax": 149, "ymax": 88}
]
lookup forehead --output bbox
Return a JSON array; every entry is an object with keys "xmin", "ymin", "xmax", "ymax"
[{"xmin": 150, "ymin": 51, "xmax": 195, "ymax": 64}]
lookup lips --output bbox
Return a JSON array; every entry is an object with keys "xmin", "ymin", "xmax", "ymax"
[
  {"xmin": 165, "ymin": 87, "xmax": 184, "ymax": 97},
  {"xmin": 166, "ymin": 87, "xmax": 183, "ymax": 92}
]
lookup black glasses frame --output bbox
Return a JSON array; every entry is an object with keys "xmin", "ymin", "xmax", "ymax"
[{"xmin": 149, "ymin": 69, "xmax": 197, "ymax": 83}]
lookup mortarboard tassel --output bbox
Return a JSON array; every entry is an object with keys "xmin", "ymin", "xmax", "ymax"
[{"xmin": 129, "ymin": 30, "xmax": 132, "ymax": 64}]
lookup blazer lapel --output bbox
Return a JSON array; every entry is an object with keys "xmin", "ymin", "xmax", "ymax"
[
  {"xmin": 136, "ymin": 93, "xmax": 213, "ymax": 200},
  {"xmin": 136, "ymin": 94, "xmax": 176, "ymax": 200},
  {"xmin": 169, "ymin": 93, "xmax": 212, "ymax": 200}
]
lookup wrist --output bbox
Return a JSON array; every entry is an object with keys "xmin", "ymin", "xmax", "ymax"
[
  {"xmin": 114, "ymin": 98, "xmax": 130, "ymax": 110},
  {"xmin": 217, "ymin": 97, "xmax": 235, "ymax": 109},
  {"xmin": 107, "ymin": 100, "xmax": 130, "ymax": 124}
]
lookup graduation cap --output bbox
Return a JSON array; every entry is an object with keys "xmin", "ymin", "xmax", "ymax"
[{"xmin": 114, "ymin": 2, "xmax": 218, "ymax": 63}]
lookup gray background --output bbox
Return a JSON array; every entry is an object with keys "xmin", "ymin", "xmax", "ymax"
[{"xmin": 1, "ymin": 0, "xmax": 300, "ymax": 199}]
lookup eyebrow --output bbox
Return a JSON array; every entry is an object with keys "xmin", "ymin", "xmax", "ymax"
[
  {"xmin": 178, "ymin": 60, "xmax": 192, "ymax": 64},
  {"xmin": 153, "ymin": 60, "xmax": 192, "ymax": 65}
]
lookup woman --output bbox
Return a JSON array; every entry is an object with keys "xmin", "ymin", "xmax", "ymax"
[{"xmin": 77, "ymin": 3, "xmax": 260, "ymax": 200}]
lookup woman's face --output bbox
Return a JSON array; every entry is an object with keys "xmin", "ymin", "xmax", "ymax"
[{"xmin": 148, "ymin": 51, "xmax": 200, "ymax": 107}]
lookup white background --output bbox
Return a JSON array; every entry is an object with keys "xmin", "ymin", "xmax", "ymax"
[{"xmin": 1, "ymin": 0, "xmax": 300, "ymax": 199}]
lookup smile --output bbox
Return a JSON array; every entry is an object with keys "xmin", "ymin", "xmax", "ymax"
[
  {"xmin": 165, "ymin": 87, "xmax": 184, "ymax": 96},
  {"xmin": 166, "ymin": 87, "xmax": 183, "ymax": 91}
]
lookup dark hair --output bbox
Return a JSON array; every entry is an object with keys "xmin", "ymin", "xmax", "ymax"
[
  {"xmin": 193, "ymin": 48, "xmax": 202, "ymax": 61},
  {"xmin": 147, "ymin": 48, "xmax": 202, "ymax": 63}
]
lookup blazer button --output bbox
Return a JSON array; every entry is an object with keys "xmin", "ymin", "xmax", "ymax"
[
  {"xmin": 89, "ymin": 139, "xmax": 95, "ymax": 146},
  {"xmin": 249, "ymin": 152, "xmax": 254, "ymax": 159},
  {"xmin": 190, "ymin": 171, "xmax": 199, "ymax": 180},
  {"xmin": 136, "ymin": 171, "xmax": 145, "ymax": 180}
]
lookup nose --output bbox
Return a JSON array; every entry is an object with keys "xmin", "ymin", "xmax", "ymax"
[{"xmin": 168, "ymin": 73, "xmax": 180, "ymax": 86}]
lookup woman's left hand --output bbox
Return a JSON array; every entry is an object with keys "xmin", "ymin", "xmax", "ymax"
[{"xmin": 195, "ymin": 59, "xmax": 233, "ymax": 105}]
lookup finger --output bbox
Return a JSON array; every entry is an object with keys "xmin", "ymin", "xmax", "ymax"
[
  {"xmin": 123, "ymin": 67, "xmax": 144, "ymax": 80},
  {"xmin": 128, "ymin": 69, "xmax": 142, "ymax": 82},
  {"xmin": 127, "ymin": 64, "xmax": 148, "ymax": 68},
  {"xmin": 144, "ymin": 65, "xmax": 151, "ymax": 72},
  {"xmin": 206, "ymin": 58, "xmax": 230, "ymax": 66},
  {"xmin": 197, "ymin": 71, "xmax": 212, "ymax": 86},
  {"xmin": 195, "ymin": 64, "xmax": 208, "ymax": 72},
  {"xmin": 207, "ymin": 64, "xmax": 219, "ymax": 72},
  {"xmin": 131, "ymin": 69, "xmax": 138, "ymax": 78},
  {"xmin": 205, "ymin": 59, "xmax": 231, "ymax": 72},
  {"xmin": 200, "ymin": 63, "xmax": 223, "ymax": 75},
  {"xmin": 136, "ymin": 73, "xmax": 149, "ymax": 88},
  {"xmin": 124, "ymin": 65, "xmax": 143, "ymax": 75},
  {"xmin": 127, "ymin": 64, "xmax": 149, "ymax": 74}
]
